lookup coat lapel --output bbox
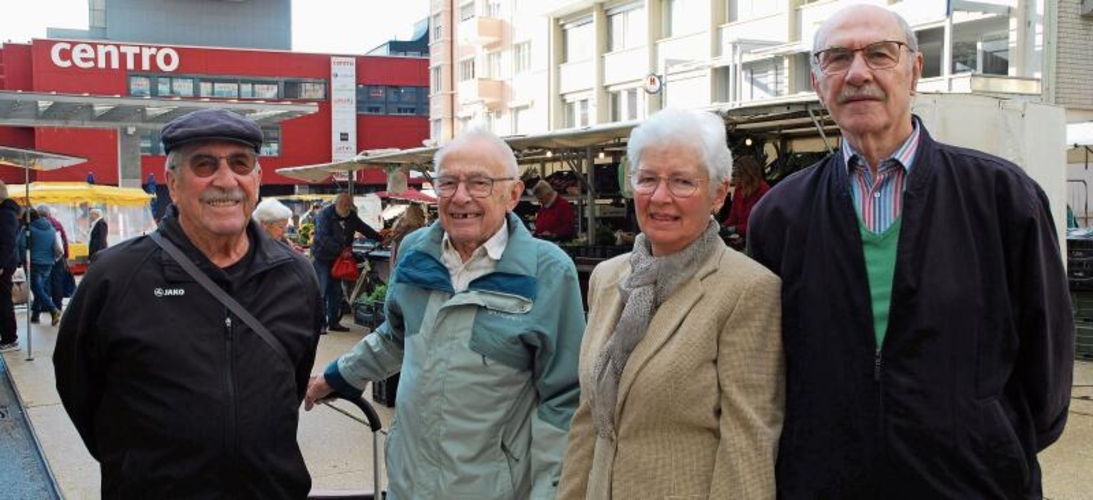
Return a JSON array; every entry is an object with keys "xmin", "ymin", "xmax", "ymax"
[{"xmin": 613, "ymin": 248, "xmax": 723, "ymax": 419}]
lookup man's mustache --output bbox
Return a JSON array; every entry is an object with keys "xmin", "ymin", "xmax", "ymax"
[
  {"xmin": 200, "ymin": 189, "xmax": 245, "ymax": 203},
  {"xmin": 837, "ymin": 85, "xmax": 886, "ymax": 104}
]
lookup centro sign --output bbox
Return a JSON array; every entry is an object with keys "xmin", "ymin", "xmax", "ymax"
[{"xmin": 50, "ymin": 42, "xmax": 180, "ymax": 72}]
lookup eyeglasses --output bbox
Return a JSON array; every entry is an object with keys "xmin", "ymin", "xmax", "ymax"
[
  {"xmin": 184, "ymin": 152, "xmax": 258, "ymax": 177},
  {"xmin": 435, "ymin": 175, "xmax": 515, "ymax": 198},
  {"xmin": 631, "ymin": 171, "xmax": 707, "ymax": 198},
  {"xmin": 813, "ymin": 40, "xmax": 910, "ymax": 75}
]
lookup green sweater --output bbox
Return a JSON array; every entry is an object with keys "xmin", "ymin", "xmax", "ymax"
[{"xmin": 860, "ymin": 218, "xmax": 901, "ymax": 347}]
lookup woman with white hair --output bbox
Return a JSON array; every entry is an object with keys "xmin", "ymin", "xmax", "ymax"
[
  {"xmin": 558, "ymin": 108, "xmax": 785, "ymax": 499},
  {"xmin": 253, "ymin": 198, "xmax": 299, "ymax": 251}
]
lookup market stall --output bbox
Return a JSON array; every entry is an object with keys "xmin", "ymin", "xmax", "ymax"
[{"xmin": 8, "ymin": 182, "xmax": 156, "ymax": 267}]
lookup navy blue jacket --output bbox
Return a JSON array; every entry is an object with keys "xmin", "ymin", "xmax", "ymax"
[
  {"xmin": 748, "ymin": 121, "xmax": 1073, "ymax": 499},
  {"xmin": 310, "ymin": 203, "xmax": 380, "ymax": 263}
]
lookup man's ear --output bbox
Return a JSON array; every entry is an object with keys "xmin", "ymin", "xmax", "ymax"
[
  {"xmin": 506, "ymin": 180, "xmax": 525, "ymax": 212},
  {"xmin": 910, "ymin": 51, "xmax": 924, "ymax": 95},
  {"xmin": 810, "ymin": 70, "xmax": 825, "ymax": 106},
  {"xmin": 165, "ymin": 168, "xmax": 179, "ymax": 203}
]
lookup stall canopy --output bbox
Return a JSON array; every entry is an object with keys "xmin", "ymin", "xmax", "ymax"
[
  {"xmin": 10, "ymin": 182, "xmax": 156, "ymax": 261},
  {"xmin": 373, "ymin": 188, "xmax": 436, "ymax": 204}
]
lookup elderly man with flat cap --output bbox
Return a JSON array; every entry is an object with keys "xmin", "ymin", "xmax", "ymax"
[
  {"xmin": 54, "ymin": 108, "xmax": 323, "ymax": 498},
  {"xmin": 748, "ymin": 5, "xmax": 1073, "ymax": 498}
]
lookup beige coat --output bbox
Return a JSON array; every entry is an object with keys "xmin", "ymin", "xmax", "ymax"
[{"xmin": 558, "ymin": 244, "xmax": 784, "ymax": 500}]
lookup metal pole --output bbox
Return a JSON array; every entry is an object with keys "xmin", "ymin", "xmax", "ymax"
[
  {"xmin": 22, "ymin": 152, "xmax": 33, "ymax": 361},
  {"xmin": 373, "ymin": 431, "xmax": 382, "ymax": 496}
]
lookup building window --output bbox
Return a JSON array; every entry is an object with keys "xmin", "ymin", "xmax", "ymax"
[
  {"xmin": 513, "ymin": 42, "xmax": 531, "ymax": 74},
  {"xmin": 565, "ymin": 98, "xmax": 591, "ymax": 128},
  {"xmin": 512, "ymin": 105, "xmax": 531, "ymax": 134},
  {"xmin": 563, "ymin": 18, "xmax": 594, "ymax": 63},
  {"xmin": 726, "ymin": 0, "xmax": 782, "ymax": 23},
  {"xmin": 459, "ymin": 1, "xmax": 476, "ymax": 21},
  {"xmin": 430, "ymin": 66, "xmax": 442, "ymax": 93},
  {"xmin": 129, "ymin": 76, "xmax": 152, "ymax": 96},
  {"xmin": 916, "ymin": 27, "xmax": 943, "ymax": 78},
  {"xmin": 432, "ymin": 13, "xmax": 443, "ymax": 41},
  {"xmin": 952, "ymin": 27, "xmax": 1009, "ymax": 76},
  {"xmin": 486, "ymin": 0, "xmax": 502, "ymax": 17},
  {"xmin": 432, "ymin": 118, "xmax": 443, "ymax": 140},
  {"xmin": 459, "ymin": 58, "xmax": 476, "ymax": 81},
  {"xmin": 742, "ymin": 57, "xmax": 784, "ymax": 101},
  {"xmin": 486, "ymin": 51, "xmax": 502, "ymax": 79},
  {"xmin": 355, "ymin": 84, "xmax": 429, "ymax": 115},
  {"xmin": 607, "ymin": 3, "xmax": 645, "ymax": 52},
  {"xmin": 283, "ymin": 80, "xmax": 326, "ymax": 100},
  {"xmin": 213, "ymin": 81, "xmax": 239, "ymax": 98},
  {"xmin": 662, "ymin": 0, "xmax": 701, "ymax": 38},
  {"xmin": 609, "ymin": 88, "xmax": 643, "ymax": 121}
]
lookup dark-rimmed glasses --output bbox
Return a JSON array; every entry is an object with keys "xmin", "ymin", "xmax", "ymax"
[
  {"xmin": 435, "ymin": 175, "xmax": 516, "ymax": 198},
  {"xmin": 813, "ymin": 40, "xmax": 910, "ymax": 75},
  {"xmin": 184, "ymin": 152, "xmax": 258, "ymax": 177},
  {"xmin": 631, "ymin": 171, "xmax": 707, "ymax": 198}
]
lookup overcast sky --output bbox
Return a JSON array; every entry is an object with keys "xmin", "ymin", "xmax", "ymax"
[{"xmin": 0, "ymin": 0, "xmax": 430, "ymax": 55}]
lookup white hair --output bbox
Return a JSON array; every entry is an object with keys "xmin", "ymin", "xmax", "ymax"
[
  {"xmin": 89, "ymin": 208, "xmax": 103, "ymax": 219},
  {"xmin": 252, "ymin": 198, "xmax": 293, "ymax": 224},
  {"xmin": 36, "ymin": 205, "xmax": 51, "ymax": 217},
  {"xmin": 811, "ymin": 4, "xmax": 919, "ymax": 78},
  {"xmin": 433, "ymin": 126, "xmax": 519, "ymax": 178},
  {"xmin": 627, "ymin": 108, "xmax": 733, "ymax": 192}
]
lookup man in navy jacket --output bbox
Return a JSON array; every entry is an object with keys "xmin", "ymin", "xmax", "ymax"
[{"xmin": 748, "ymin": 5, "xmax": 1073, "ymax": 499}]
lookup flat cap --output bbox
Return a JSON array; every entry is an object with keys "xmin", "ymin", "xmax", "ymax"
[{"xmin": 161, "ymin": 108, "xmax": 263, "ymax": 154}]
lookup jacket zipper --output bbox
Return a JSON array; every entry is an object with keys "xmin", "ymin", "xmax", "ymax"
[
  {"xmin": 874, "ymin": 348, "xmax": 885, "ymax": 454},
  {"xmin": 224, "ymin": 315, "xmax": 239, "ymax": 485}
]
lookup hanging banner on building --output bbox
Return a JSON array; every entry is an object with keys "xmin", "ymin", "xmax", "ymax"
[{"xmin": 330, "ymin": 56, "xmax": 357, "ymax": 181}]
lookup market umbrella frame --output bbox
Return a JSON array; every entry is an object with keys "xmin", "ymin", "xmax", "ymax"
[{"xmin": 0, "ymin": 146, "xmax": 86, "ymax": 361}]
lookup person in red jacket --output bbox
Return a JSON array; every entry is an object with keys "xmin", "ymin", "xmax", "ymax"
[
  {"xmin": 532, "ymin": 180, "xmax": 575, "ymax": 241},
  {"xmin": 722, "ymin": 155, "xmax": 769, "ymax": 248}
]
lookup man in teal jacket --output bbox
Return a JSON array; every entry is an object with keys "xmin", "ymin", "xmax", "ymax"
[{"xmin": 306, "ymin": 127, "xmax": 585, "ymax": 499}]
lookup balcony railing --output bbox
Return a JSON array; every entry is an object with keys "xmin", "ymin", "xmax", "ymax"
[
  {"xmin": 458, "ymin": 16, "xmax": 503, "ymax": 46},
  {"xmin": 457, "ymin": 77, "xmax": 504, "ymax": 108}
]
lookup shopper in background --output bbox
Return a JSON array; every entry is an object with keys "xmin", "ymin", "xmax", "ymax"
[
  {"xmin": 389, "ymin": 203, "xmax": 426, "ymax": 261},
  {"xmin": 37, "ymin": 205, "xmax": 70, "ymax": 317},
  {"xmin": 310, "ymin": 192, "xmax": 381, "ymax": 332},
  {"xmin": 531, "ymin": 179, "xmax": 576, "ymax": 241},
  {"xmin": 559, "ymin": 108, "xmax": 784, "ymax": 499},
  {"xmin": 0, "ymin": 181, "xmax": 21, "ymax": 352},
  {"xmin": 54, "ymin": 108, "xmax": 322, "ymax": 497},
  {"xmin": 87, "ymin": 208, "xmax": 108, "ymax": 259},
  {"xmin": 253, "ymin": 197, "xmax": 299, "ymax": 250},
  {"xmin": 721, "ymin": 155, "xmax": 770, "ymax": 249},
  {"xmin": 18, "ymin": 208, "xmax": 61, "ymax": 326},
  {"xmin": 748, "ymin": 5, "xmax": 1073, "ymax": 498},
  {"xmin": 305, "ymin": 127, "xmax": 585, "ymax": 499}
]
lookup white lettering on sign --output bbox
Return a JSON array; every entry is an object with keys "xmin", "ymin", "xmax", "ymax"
[{"xmin": 49, "ymin": 42, "xmax": 180, "ymax": 72}]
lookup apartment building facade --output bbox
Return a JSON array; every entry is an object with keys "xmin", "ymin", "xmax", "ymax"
[{"xmin": 431, "ymin": 0, "xmax": 1092, "ymax": 142}]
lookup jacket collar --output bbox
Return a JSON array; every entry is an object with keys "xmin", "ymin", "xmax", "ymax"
[
  {"xmin": 610, "ymin": 242, "xmax": 727, "ymax": 418},
  {"xmin": 397, "ymin": 212, "xmax": 540, "ymax": 300}
]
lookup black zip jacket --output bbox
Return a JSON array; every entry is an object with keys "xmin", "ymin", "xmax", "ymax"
[
  {"xmin": 748, "ymin": 121, "xmax": 1073, "ymax": 499},
  {"xmin": 54, "ymin": 208, "xmax": 323, "ymax": 499}
]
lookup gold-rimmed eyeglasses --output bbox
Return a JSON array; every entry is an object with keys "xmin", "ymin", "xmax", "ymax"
[
  {"xmin": 183, "ymin": 152, "xmax": 258, "ymax": 177},
  {"xmin": 630, "ymin": 171, "xmax": 707, "ymax": 198},
  {"xmin": 813, "ymin": 40, "xmax": 910, "ymax": 75},
  {"xmin": 435, "ymin": 175, "xmax": 516, "ymax": 198}
]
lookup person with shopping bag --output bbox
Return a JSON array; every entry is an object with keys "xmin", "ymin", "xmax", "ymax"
[
  {"xmin": 310, "ymin": 192, "xmax": 381, "ymax": 332},
  {"xmin": 18, "ymin": 208, "xmax": 62, "ymax": 326}
]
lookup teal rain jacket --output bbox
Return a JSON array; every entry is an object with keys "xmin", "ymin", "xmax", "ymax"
[{"xmin": 324, "ymin": 213, "xmax": 586, "ymax": 499}]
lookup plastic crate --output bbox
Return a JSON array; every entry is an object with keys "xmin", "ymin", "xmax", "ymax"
[{"xmin": 1071, "ymin": 291, "xmax": 1093, "ymax": 359}]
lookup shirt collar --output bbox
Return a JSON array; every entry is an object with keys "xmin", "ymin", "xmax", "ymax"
[
  {"xmin": 842, "ymin": 118, "xmax": 921, "ymax": 174},
  {"xmin": 442, "ymin": 218, "xmax": 509, "ymax": 261}
]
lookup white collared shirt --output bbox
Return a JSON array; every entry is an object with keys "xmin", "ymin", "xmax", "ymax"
[{"xmin": 441, "ymin": 219, "xmax": 509, "ymax": 292}]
